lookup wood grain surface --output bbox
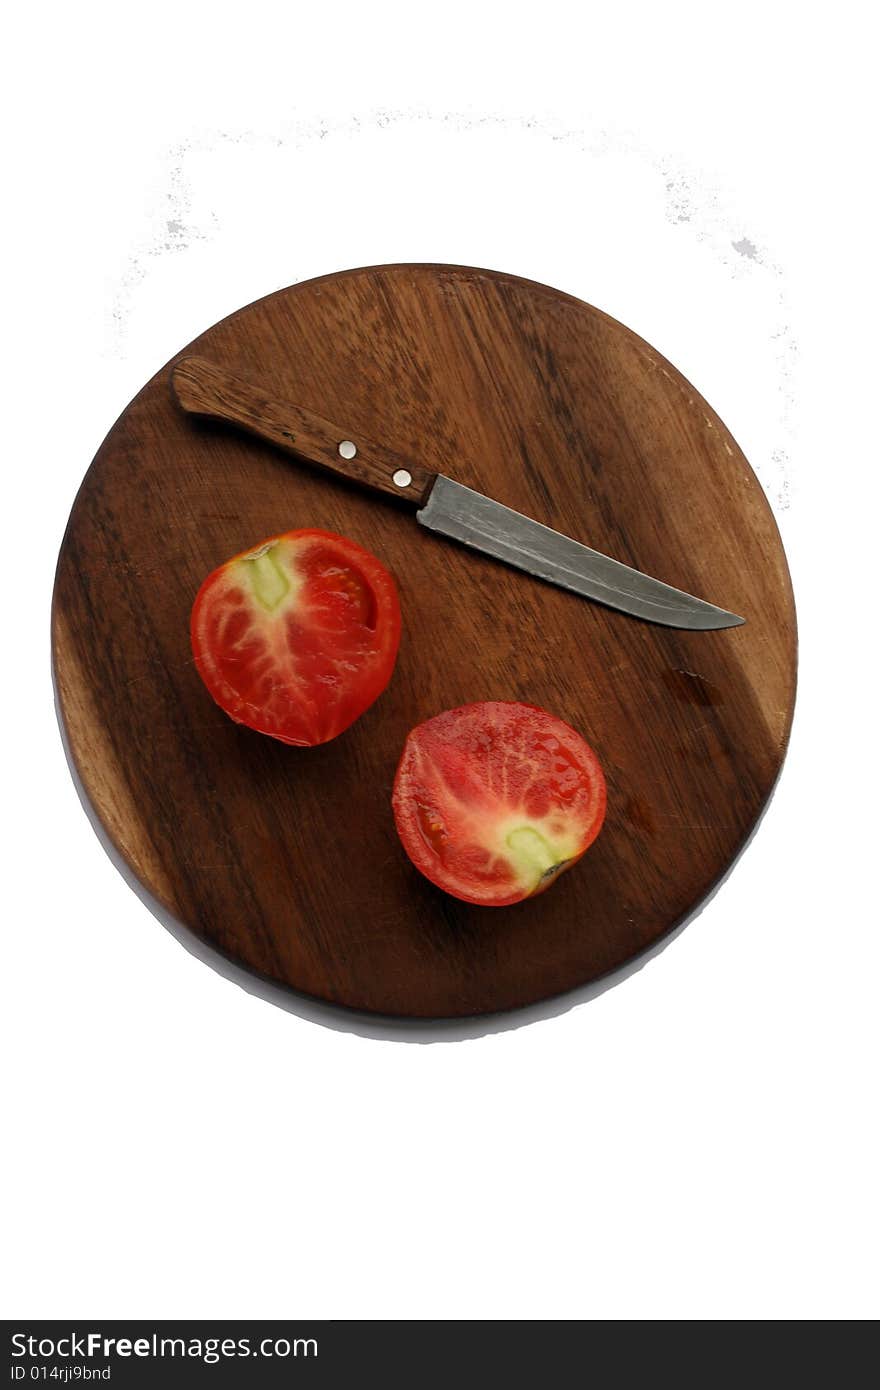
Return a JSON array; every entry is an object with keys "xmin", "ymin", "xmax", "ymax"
[{"xmin": 52, "ymin": 264, "xmax": 797, "ymax": 1018}]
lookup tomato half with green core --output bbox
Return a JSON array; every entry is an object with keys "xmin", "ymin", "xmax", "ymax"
[
  {"xmin": 392, "ymin": 701, "xmax": 606, "ymax": 906},
  {"xmin": 191, "ymin": 529, "xmax": 400, "ymax": 746}
]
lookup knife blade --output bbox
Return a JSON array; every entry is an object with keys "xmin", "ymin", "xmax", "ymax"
[
  {"xmin": 418, "ymin": 475, "xmax": 744, "ymax": 629},
  {"xmin": 171, "ymin": 356, "xmax": 745, "ymax": 631}
]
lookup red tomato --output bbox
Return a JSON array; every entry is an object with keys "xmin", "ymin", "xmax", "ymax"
[
  {"xmin": 191, "ymin": 529, "xmax": 401, "ymax": 746},
  {"xmin": 392, "ymin": 701, "xmax": 606, "ymax": 906}
]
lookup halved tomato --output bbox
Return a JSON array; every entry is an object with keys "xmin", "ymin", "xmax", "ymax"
[
  {"xmin": 392, "ymin": 701, "xmax": 606, "ymax": 906},
  {"xmin": 191, "ymin": 529, "xmax": 401, "ymax": 746}
]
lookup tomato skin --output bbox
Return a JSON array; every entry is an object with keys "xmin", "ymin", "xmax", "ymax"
[
  {"xmin": 191, "ymin": 529, "xmax": 400, "ymax": 747},
  {"xmin": 392, "ymin": 701, "xmax": 607, "ymax": 907}
]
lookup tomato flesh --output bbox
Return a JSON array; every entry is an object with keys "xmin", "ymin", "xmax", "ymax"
[
  {"xmin": 191, "ymin": 529, "xmax": 400, "ymax": 746},
  {"xmin": 392, "ymin": 701, "xmax": 607, "ymax": 906}
]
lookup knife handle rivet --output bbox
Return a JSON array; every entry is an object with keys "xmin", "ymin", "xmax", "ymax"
[
  {"xmin": 338, "ymin": 440, "xmax": 357, "ymax": 460},
  {"xmin": 392, "ymin": 469, "xmax": 412, "ymax": 489}
]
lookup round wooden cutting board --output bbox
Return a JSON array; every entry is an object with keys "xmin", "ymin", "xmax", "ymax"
[{"xmin": 52, "ymin": 264, "xmax": 796, "ymax": 1019}]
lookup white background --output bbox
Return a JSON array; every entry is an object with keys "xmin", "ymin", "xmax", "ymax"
[{"xmin": 3, "ymin": 1, "xmax": 878, "ymax": 1320}]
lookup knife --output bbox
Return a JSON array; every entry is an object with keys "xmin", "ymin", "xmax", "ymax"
[{"xmin": 170, "ymin": 356, "xmax": 744, "ymax": 630}]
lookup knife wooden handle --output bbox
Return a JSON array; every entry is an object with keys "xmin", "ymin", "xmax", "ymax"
[{"xmin": 170, "ymin": 355, "xmax": 436, "ymax": 506}]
